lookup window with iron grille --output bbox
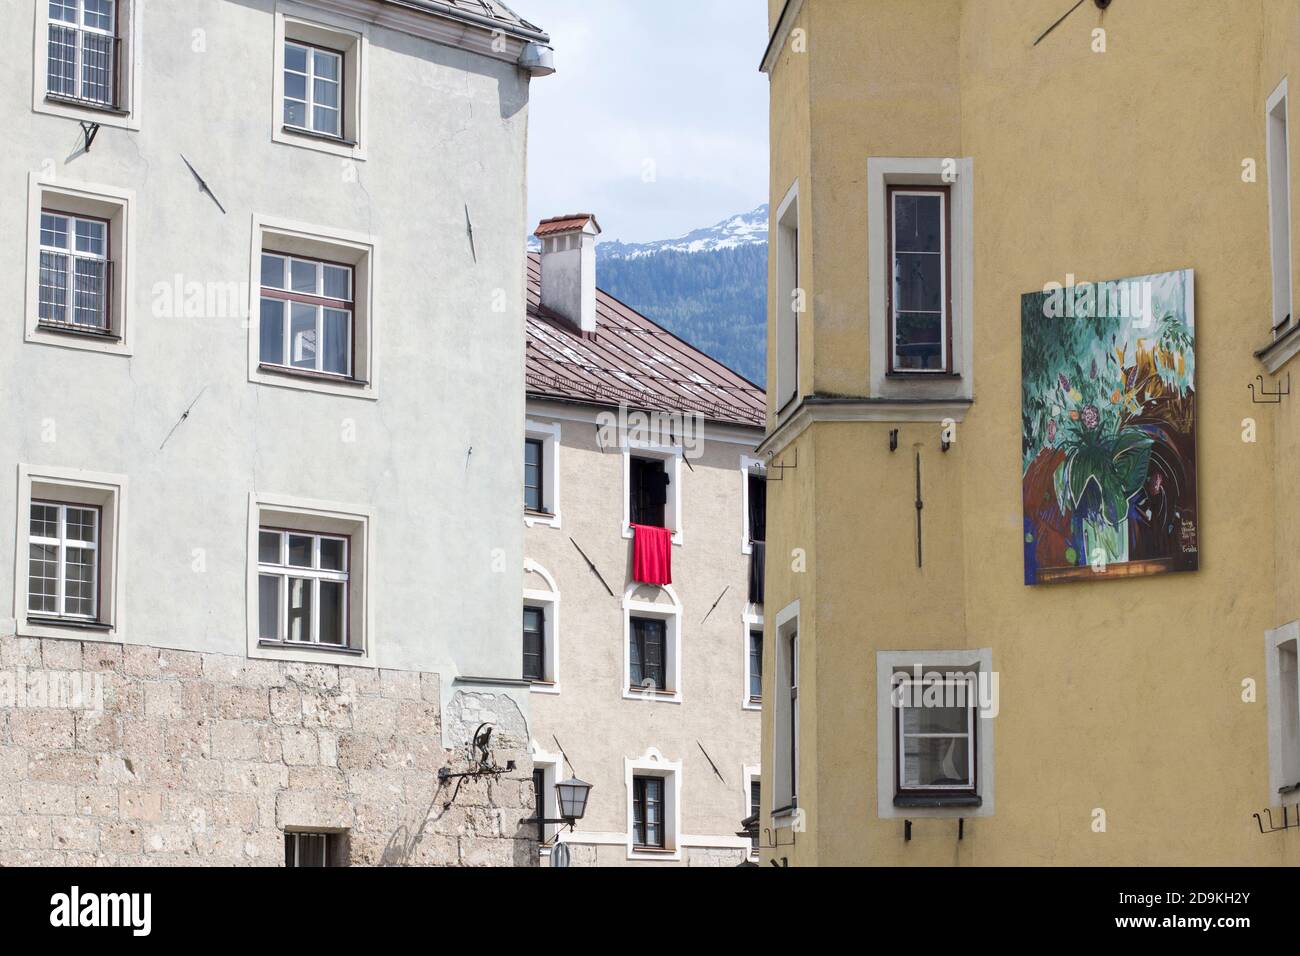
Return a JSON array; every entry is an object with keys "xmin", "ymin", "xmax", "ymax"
[
  {"xmin": 523, "ymin": 605, "xmax": 545, "ymax": 682},
  {"xmin": 629, "ymin": 616, "xmax": 666, "ymax": 691},
  {"xmin": 284, "ymin": 831, "xmax": 344, "ymax": 867},
  {"xmin": 38, "ymin": 211, "xmax": 110, "ymax": 333},
  {"xmin": 259, "ymin": 253, "xmax": 354, "ymax": 378},
  {"xmin": 631, "ymin": 776, "xmax": 664, "ymax": 848},
  {"xmin": 524, "ymin": 438, "xmax": 544, "ymax": 512},
  {"xmin": 47, "ymin": 0, "xmax": 118, "ymax": 108},
  {"xmin": 748, "ymin": 628, "xmax": 763, "ymax": 703},
  {"xmin": 284, "ymin": 41, "xmax": 342, "ymax": 138},
  {"xmin": 27, "ymin": 501, "xmax": 99, "ymax": 621},
  {"xmin": 257, "ymin": 529, "xmax": 349, "ymax": 647}
]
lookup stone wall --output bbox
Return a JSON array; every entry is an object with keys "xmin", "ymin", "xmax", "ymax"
[{"xmin": 0, "ymin": 635, "xmax": 536, "ymax": 866}]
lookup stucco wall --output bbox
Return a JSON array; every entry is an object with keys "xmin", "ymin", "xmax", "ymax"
[
  {"xmin": 762, "ymin": 0, "xmax": 1300, "ymax": 865},
  {"xmin": 1, "ymin": 0, "xmax": 532, "ymax": 692},
  {"xmin": 524, "ymin": 401, "xmax": 761, "ymax": 864}
]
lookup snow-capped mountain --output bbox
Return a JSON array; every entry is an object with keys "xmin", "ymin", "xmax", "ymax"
[{"xmin": 595, "ymin": 205, "xmax": 769, "ymax": 261}]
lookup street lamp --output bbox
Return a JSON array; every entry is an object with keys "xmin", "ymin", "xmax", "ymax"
[{"xmin": 554, "ymin": 777, "xmax": 593, "ymax": 825}]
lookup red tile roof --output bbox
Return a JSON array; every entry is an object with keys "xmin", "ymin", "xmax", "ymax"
[
  {"xmin": 534, "ymin": 214, "xmax": 599, "ymax": 237},
  {"xmin": 526, "ymin": 253, "xmax": 766, "ymax": 428}
]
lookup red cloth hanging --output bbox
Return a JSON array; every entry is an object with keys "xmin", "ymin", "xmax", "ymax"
[{"xmin": 632, "ymin": 523, "xmax": 673, "ymax": 585}]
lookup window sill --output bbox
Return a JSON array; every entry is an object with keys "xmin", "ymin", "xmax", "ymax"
[
  {"xmin": 631, "ymin": 845, "xmax": 674, "ymax": 854},
  {"xmin": 36, "ymin": 322, "xmax": 120, "ymax": 342},
  {"xmin": 885, "ymin": 370, "xmax": 962, "ymax": 380},
  {"xmin": 26, "ymin": 616, "xmax": 113, "ymax": 632},
  {"xmin": 44, "ymin": 93, "xmax": 130, "ymax": 116},
  {"xmin": 1255, "ymin": 321, "xmax": 1300, "ymax": 374},
  {"xmin": 281, "ymin": 125, "xmax": 358, "ymax": 148},
  {"xmin": 257, "ymin": 363, "xmax": 369, "ymax": 388},
  {"xmin": 525, "ymin": 509, "xmax": 554, "ymax": 519},
  {"xmin": 893, "ymin": 793, "xmax": 982, "ymax": 809},
  {"xmin": 257, "ymin": 640, "xmax": 365, "ymax": 657}
]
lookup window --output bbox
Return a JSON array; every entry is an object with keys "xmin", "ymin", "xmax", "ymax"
[
  {"xmin": 895, "ymin": 675, "xmax": 976, "ymax": 794},
  {"xmin": 531, "ymin": 769, "xmax": 546, "ymax": 841},
  {"xmin": 622, "ymin": 584, "xmax": 681, "ymax": 703},
  {"xmin": 530, "ymin": 746, "xmax": 562, "ymax": 848},
  {"xmin": 38, "ymin": 211, "xmax": 110, "ymax": 333},
  {"xmin": 27, "ymin": 502, "xmax": 99, "ymax": 620},
  {"xmin": 249, "ymin": 217, "xmax": 375, "ymax": 398},
  {"xmin": 749, "ymin": 778, "xmax": 761, "ymax": 853},
  {"xmin": 258, "ymin": 530, "xmax": 349, "ymax": 647},
  {"xmin": 1267, "ymin": 623, "xmax": 1300, "ymax": 801},
  {"xmin": 629, "ymin": 456, "xmax": 668, "ymax": 528},
  {"xmin": 632, "ymin": 776, "xmax": 665, "ymax": 849},
  {"xmin": 629, "ymin": 616, "xmax": 667, "ymax": 692},
  {"xmin": 624, "ymin": 748, "xmax": 680, "ymax": 859},
  {"xmin": 27, "ymin": 175, "xmax": 133, "ymax": 354},
  {"xmin": 1269, "ymin": 79, "xmax": 1293, "ymax": 337},
  {"xmin": 774, "ymin": 181, "xmax": 800, "ymax": 414},
  {"xmin": 746, "ymin": 468, "xmax": 766, "ymax": 605},
  {"xmin": 46, "ymin": 0, "xmax": 119, "ymax": 108},
  {"xmin": 259, "ymin": 252, "xmax": 354, "ymax": 378},
  {"xmin": 771, "ymin": 601, "xmax": 799, "ymax": 818},
  {"xmin": 748, "ymin": 628, "xmax": 763, "ymax": 704},
  {"xmin": 248, "ymin": 493, "xmax": 371, "ymax": 664},
  {"xmin": 524, "ymin": 438, "xmax": 544, "ymax": 512},
  {"xmin": 285, "ymin": 831, "xmax": 345, "ymax": 867},
  {"xmin": 284, "ymin": 41, "xmax": 342, "ymax": 138},
  {"xmin": 875, "ymin": 650, "xmax": 995, "ymax": 819},
  {"xmin": 15, "ymin": 463, "xmax": 124, "ymax": 641},
  {"xmin": 523, "ymin": 421, "xmax": 561, "ymax": 527},
  {"xmin": 889, "ymin": 186, "xmax": 951, "ymax": 373},
  {"xmin": 273, "ymin": 11, "xmax": 367, "ymax": 160},
  {"xmin": 523, "ymin": 605, "xmax": 545, "ymax": 682},
  {"xmin": 867, "ymin": 158, "xmax": 973, "ymax": 399}
]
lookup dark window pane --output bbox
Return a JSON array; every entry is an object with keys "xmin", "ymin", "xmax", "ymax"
[
  {"xmin": 258, "ymin": 574, "xmax": 280, "ymax": 641},
  {"xmin": 524, "ymin": 439, "xmax": 543, "ymax": 511},
  {"xmin": 749, "ymin": 629, "xmax": 763, "ymax": 700},
  {"xmin": 319, "ymin": 538, "xmax": 345, "ymax": 571},
  {"xmin": 523, "ymin": 606, "xmax": 545, "ymax": 681},
  {"xmin": 259, "ymin": 531, "xmax": 282, "ymax": 565},
  {"xmin": 894, "ymin": 252, "xmax": 942, "ymax": 313},
  {"xmin": 287, "ymin": 535, "xmax": 313, "ymax": 567},
  {"xmin": 893, "ymin": 193, "xmax": 942, "ymax": 253},
  {"xmin": 318, "ymin": 580, "xmax": 345, "ymax": 646},
  {"xmin": 630, "ymin": 618, "xmax": 666, "ymax": 691},
  {"xmin": 259, "ymin": 297, "xmax": 285, "ymax": 365},
  {"xmin": 894, "ymin": 312, "xmax": 945, "ymax": 370}
]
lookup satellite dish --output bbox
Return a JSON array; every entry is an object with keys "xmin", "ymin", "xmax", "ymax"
[{"xmin": 550, "ymin": 843, "xmax": 571, "ymax": 868}]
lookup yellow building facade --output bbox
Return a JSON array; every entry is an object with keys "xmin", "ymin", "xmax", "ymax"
[{"xmin": 758, "ymin": 0, "xmax": 1300, "ymax": 865}]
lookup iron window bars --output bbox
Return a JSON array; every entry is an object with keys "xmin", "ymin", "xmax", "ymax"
[
  {"xmin": 39, "ymin": 212, "xmax": 112, "ymax": 334},
  {"xmin": 47, "ymin": 0, "xmax": 120, "ymax": 109}
]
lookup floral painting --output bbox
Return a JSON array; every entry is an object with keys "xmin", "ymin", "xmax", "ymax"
[{"xmin": 1021, "ymin": 269, "xmax": 1198, "ymax": 585}]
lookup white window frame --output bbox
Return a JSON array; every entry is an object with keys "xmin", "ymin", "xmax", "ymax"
[
  {"xmin": 621, "ymin": 441, "xmax": 683, "ymax": 546},
  {"xmin": 523, "ymin": 559, "xmax": 561, "ymax": 694},
  {"xmin": 529, "ymin": 744, "xmax": 563, "ymax": 852},
  {"xmin": 37, "ymin": 211, "xmax": 110, "ymax": 332},
  {"xmin": 1266, "ymin": 621, "xmax": 1300, "ymax": 803},
  {"xmin": 771, "ymin": 600, "xmax": 799, "ymax": 824},
  {"xmin": 259, "ymin": 252, "xmax": 355, "ymax": 378},
  {"xmin": 875, "ymin": 648, "xmax": 996, "ymax": 819},
  {"xmin": 247, "ymin": 492, "xmax": 373, "ymax": 667},
  {"xmin": 257, "ymin": 529, "xmax": 350, "ymax": 647},
  {"xmin": 27, "ymin": 501, "xmax": 99, "ymax": 621},
  {"xmin": 272, "ymin": 4, "xmax": 368, "ymax": 161},
  {"xmin": 740, "ymin": 455, "xmax": 765, "ymax": 555},
  {"xmin": 774, "ymin": 180, "xmax": 800, "ymax": 417},
  {"xmin": 895, "ymin": 676, "xmax": 977, "ymax": 792},
  {"xmin": 283, "ymin": 40, "xmax": 342, "ymax": 139},
  {"xmin": 867, "ymin": 157, "xmax": 974, "ymax": 401},
  {"xmin": 523, "ymin": 419, "xmax": 562, "ymax": 529},
  {"xmin": 248, "ymin": 215, "xmax": 378, "ymax": 399},
  {"xmin": 13, "ymin": 463, "xmax": 126, "ymax": 642},
  {"xmin": 742, "ymin": 764, "xmax": 761, "ymax": 861},
  {"xmin": 624, "ymin": 748, "xmax": 682, "ymax": 861},
  {"xmin": 26, "ymin": 173, "xmax": 134, "ymax": 356},
  {"xmin": 33, "ymin": 0, "xmax": 141, "ymax": 130},
  {"xmin": 888, "ymin": 186, "xmax": 950, "ymax": 374},
  {"xmin": 621, "ymin": 583, "xmax": 682, "ymax": 704},
  {"xmin": 1268, "ymin": 78, "xmax": 1293, "ymax": 338},
  {"xmin": 742, "ymin": 607, "xmax": 763, "ymax": 711}
]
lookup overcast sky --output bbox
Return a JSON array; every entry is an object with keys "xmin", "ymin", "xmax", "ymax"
[{"xmin": 522, "ymin": 0, "xmax": 770, "ymax": 245}]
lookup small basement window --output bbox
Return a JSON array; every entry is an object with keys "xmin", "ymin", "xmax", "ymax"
[{"xmin": 285, "ymin": 831, "xmax": 347, "ymax": 867}]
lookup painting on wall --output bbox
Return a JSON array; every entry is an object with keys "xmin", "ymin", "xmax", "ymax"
[{"xmin": 1021, "ymin": 269, "xmax": 1197, "ymax": 585}]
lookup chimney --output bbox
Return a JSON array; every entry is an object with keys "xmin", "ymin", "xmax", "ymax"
[{"xmin": 534, "ymin": 214, "xmax": 601, "ymax": 334}]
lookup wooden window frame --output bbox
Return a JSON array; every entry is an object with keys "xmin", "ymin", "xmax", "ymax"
[
  {"xmin": 259, "ymin": 251, "xmax": 355, "ymax": 380},
  {"xmin": 893, "ymin": 676, "xmax": 978, "ymax": 797},
  {"xmin": 283, "ymin": 39, "xmax": 345, "ymax": 140},
  {"xmin": 522, "ymin": 604, "xmax": 546, "ymax": 682},
  {"xmin": 257, "ymin": 528, "xmax": 351, "ymax": 649},
  {"xmin": 37, "ymin": 208, "xmax": 113, "ymax": 335},
  {"xmin": 524, "ymin": 437, "xmax": 545, "ymax": 514},
  {"xmin": 629, "ymin": 616, "xmax": 668, "ymax": 692},
  {"xmin": 27, "ymin": 500, "xmax": 102, "ymax": 623},
  {"xmin": 631, "ymin": 775, "xmax": 666, "ymax": 849},
  {"xmin": 886, "ymin": 184, "xmax": 953, "ymax": 375}
]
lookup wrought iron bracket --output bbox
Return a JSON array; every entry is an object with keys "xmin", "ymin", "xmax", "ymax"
[
  {"xmin": 79, "ymin": 121, "xmax": 101, "ymax": 152},
  {"xmin": 1249, "ymin": 372, "xmax": 1291, "ymax": 404}
]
